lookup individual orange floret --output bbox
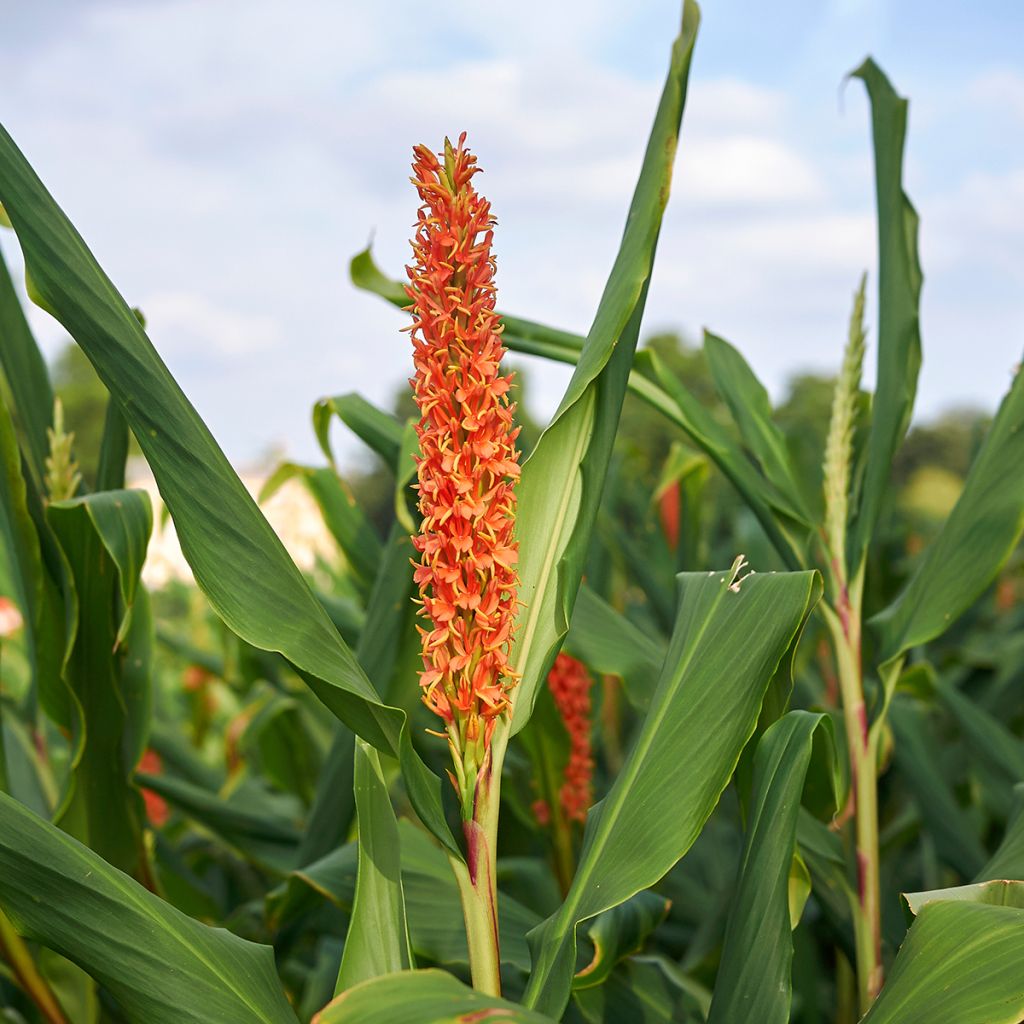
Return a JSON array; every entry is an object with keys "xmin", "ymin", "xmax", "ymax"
[{"xmin": 406, "ymin": 133, "xmax": 520, "ymax": 791}]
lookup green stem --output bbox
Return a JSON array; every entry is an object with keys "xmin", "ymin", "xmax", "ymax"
[
  {"xmin": 822, "ymin": 569, "xmax": 882, "ymax": 1013},
  {"xmin": 0, "ymin": 909, "xmax": 69, "ymax": 1024},
  {"xmin": 449, "ymin": 741, "xmax": 503, "ymax": 996}
]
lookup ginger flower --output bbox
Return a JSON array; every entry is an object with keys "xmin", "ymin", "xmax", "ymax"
[
  {"xmin": 138, "ymin": 749, "xmax": 169, "ymax": 828},
  {"xmin": 406, "ymin": 133, "xmax": 520, "ymax": 793},
  {"xmin": 543, "ymin": 653, "xmax": 595, "ymax": 824}
]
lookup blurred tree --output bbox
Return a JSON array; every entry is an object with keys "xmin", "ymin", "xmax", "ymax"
[{"xmin": 893, "ymin": 409, "xmax": 988, "ymax": 486}]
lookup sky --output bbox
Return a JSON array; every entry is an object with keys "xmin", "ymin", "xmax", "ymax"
[{"xmin": 1, "ymin": 0, "xmax": 1022, "ymax": 468}]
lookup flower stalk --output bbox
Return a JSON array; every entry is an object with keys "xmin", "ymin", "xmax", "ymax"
[
  {"xmin": 821, "ymin": 274, "xmax": 883, "ymax": 1010},
  {"xmin": 406, "ymin": 133, "xmax": 520, "ymax": 993}
]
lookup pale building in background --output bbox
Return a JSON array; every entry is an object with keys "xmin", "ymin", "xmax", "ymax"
[{"xmin": 129, "ymin": 466, "xmax": 338, "ymax": 589}]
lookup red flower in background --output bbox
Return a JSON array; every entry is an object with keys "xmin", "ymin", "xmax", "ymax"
[
  {"xmin": 545, "ymin": 653, "xmax": 595, "ymax": 824},
  {"xmin": 138, "ymin": 749, "xmax": 168, "ymax": 828},
  {"xmin": 406, "ymin": 133, "xmax": 520, "ymax": 781}
]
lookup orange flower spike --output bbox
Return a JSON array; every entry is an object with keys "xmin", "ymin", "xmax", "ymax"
[
  {"xmin": 547, "ymin": 653, "xmax": 595, "ymax": 823},
  {"xmin": 407, "ymin": 133, "xmax": 521, "ymax": 797}
]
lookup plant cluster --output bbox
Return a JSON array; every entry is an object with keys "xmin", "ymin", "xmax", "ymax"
[{"xmin": 2, "ymin": 3, "xmax": 1024, "ymax": 1022}]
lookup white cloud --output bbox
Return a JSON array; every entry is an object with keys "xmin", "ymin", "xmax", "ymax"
[
  {"xmin": 3, "ymin": 0, "xmax": 1021, "ymax": 465},
  {"xmin": 968, "ymin": 70, "xmax": 1024, "ymax": 123},
  {"xmin": 677, "ymin": 136, "xmax": 825, "ymax": 204},
  {"xmin": 141, "ymin": 292, "xmax": 283, "ymax": 357}
]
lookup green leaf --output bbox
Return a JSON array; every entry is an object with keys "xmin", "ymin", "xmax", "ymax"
[
  {"xmin": 314, "ymin": 392, "xmax": 403, "ymax": 471},
  {"xmin": 643, "ymin": 348, "xmax": 806, "ymax": 570},
  {"xmin": 904, "ymin": 881, "xmax": 1024, "ymax": 915},
  {"xmin": 860, "ymin": 901, "xmax": 1024, "ymax": 1023},
  {"xmin": 566, "ymin": 585, "xmax": 666, "ymax": 711},
  {"xmin": 888, "ymin": 698, "xmax": 987, "ymax": 878},
  {"xmin": 524, "ymin": 563, "xmax": 820, "ymax": 1017},
  {"xmin": 848, "ymin": 59, "xmax": 922, "ymax": 562},
  {"xmin": 574, "ymin": 892, "xmax": 670, "ymax": 991},
  {"xmin": 314, "ymin": 969, "xmax": 557, "ymax": 1024},
  {"xmin": 299, "ymin": 522, "xmax": 419, "ymax": 866},
  {"xmin": 707, "ymin": 712, "xmax": 837, "ymax": 1024},
  {"xmin": 936, "ymin": 680, "xmax": 1024, "ymax": 793},
  {"xmin": 0, "ymin": 395, "xmax": 45, "ymax": 705},
  {"xmin": 870, "ymin": 362, "xmax": 1024, "ymax": 664},
  {"xmin": 0, "ymin": 243, "xmax": 52, "ymax": 487},
  {"xmin": 49, "ymin": 489, "xmax": 151, "ymax": 648},
  {"xmin": 506, "ymin": 0, "xmax": 700, "ymax": 736},
  {"xmin": 0, "ymin": 117, "xmax": 458, "ymax": 856},
  {"xmin": 137, "ymin": 771, "xmax": 301, "ymax": 872},
  {"xmin": 0, "ymin": 790, "xmax": 298, "ymax": 1024},
  {"xmin": 47, "ymin": 490, "xmax": 152, "ymax": 874},
  {"xmin": 335, "ymin": 742, "xmax": 413, "ymax": 992},
  {"xmin": 96, "ymin": 399, "xmax": 131, "ymax": 492},
  {"xmin": 573, "ymin": 955, "xmax": 708, "ymax": 1023},
  {"xmin": 978, "ymin": 785, "xmax": 1024, "ymax": 882},
  {"xmin": 270, "ymin": 821, "xmax": 539, "ymax": 973},
  {"xmin": 349, "ymin": 229, "xmax": 806, "ymax": 577},
  {"xmin": 703, "ymin": 331, "xmax": 811, "ymax": 523},
  {"xmin": 400, "ymin": 820, "xmax": 540, "ymax": 972}
]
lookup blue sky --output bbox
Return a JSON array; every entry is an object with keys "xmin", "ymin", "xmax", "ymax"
[{"xmin": 1, "ymin": 0, "xmax": 1022, "ymax": 466}]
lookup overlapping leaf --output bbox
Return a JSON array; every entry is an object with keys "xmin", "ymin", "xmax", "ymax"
[
  {"xmin": 315, "ymin": 969, "xmax": 556, "ymax": 1024},
  {"xmin": 871, "ymin": 359, "xmax": 1024, "ymax": 665},
  {"xmin": 0, "ymin": 791, "xmax": 298, "ymax": 1024},
  {"xmin": 335, "ymin": 741, "xmax": 413, "ymax": 992},
  {"xmin": 524, "ymin": 564, "xmax": 820, "ymax": 1017},
  {"xmin": 861, "ymin": 899, "xmax": 1024, "ymax": 1023},
  {"xmin": 707, "ymin": 712, "xmax": 837, "ymax": 1024}
]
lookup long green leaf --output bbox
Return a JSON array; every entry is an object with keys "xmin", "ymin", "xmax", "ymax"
[
  {"xmin": 0, "ymin": 395, "xmax": 45, "ymax": 705},
  {"xmin": 937, "ymin": 679, "xmax": 1024, "ymax": 791},
  {"xmin": 0, "ymin": 791, "xmax": 298, "ymax": 1024},
  {"xmin": 0, "ymin": 241, "xmax": 52, "ymax": 486},
  {"xmin": 707, "ymin": 712, "xmax": 836, "ymax": 1024},
  {"xmin": 270, "ymin": 821, "xmax": 539, "ymax": 972},
  {"xmin": 524, "ymin": 563, "xmax": 820, "ymax": 1016},
  {"xmin": 566, "ymin": 584, "xmax": 666, "ymax": 711},
  {"xmin": 137, "ymin": 771, "xmax": 301, "ymax": 872},
  {"xmin": 889, "ymin": 698, "xmax": 987, "ymax": 878},
  {"xmin": 860, "ymin": 900, "xmax": 1024, "ymax": 1023},
  {"xmin": 506, "ymin": 0, "xmax": 700, "ymax": 735},
  {"xmin": 703, "ymin": 331, "xmax": 811, "ymax": 524},
  {"xmin": 314, "ymin": 393, "xmax": 403, "ymax": 471},
  {"xmin": 573, "ymin": 892, "xmax": 670, "ymax": 991},
  {"xmin": 299, "ymin": 522, "xmax": 418, "ymax": 866},
  {"xmin": 871, "ymin": 362, "xmax": 1024, "ymax": 664},
  {"xmin": 315, "ymin": 969, "xmax": 557, "ymax": 1024},
  {"xmin": 978, "ymin": 785, "xmax": 1024, "ymax": 882},
  {"xmin": 47, "ymin": 490, "xmax": 152, "ymax": 874},
  {"xmin": 849, "ymin": 59, "xmax": 922, "ymax": 562},
  {"xmin": 335, "ymin": 741, "xmax": 413, "ymax": 992},
  {"xmin": 643, "ymin": 349, "xmax": 806, "ymax": 569}
]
